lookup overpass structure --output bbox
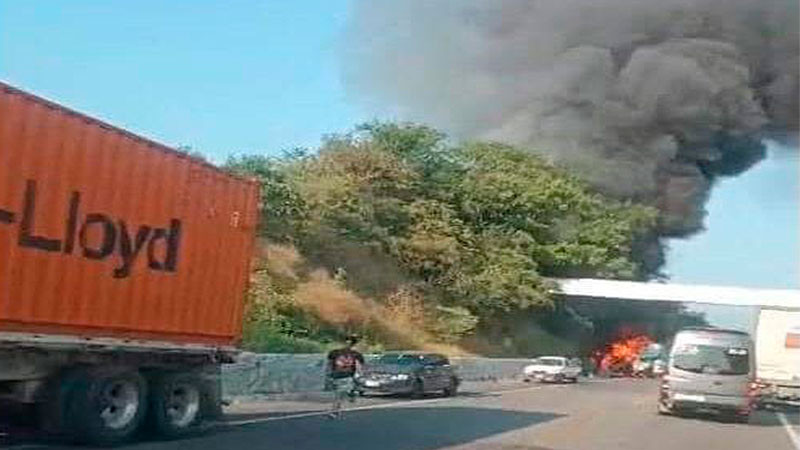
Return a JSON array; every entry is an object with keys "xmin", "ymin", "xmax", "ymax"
[{"xmin": 552, "ymin": 278, "xmax": 800, "ymax": 310}]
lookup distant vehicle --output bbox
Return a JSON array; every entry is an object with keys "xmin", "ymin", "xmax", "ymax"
[
  {"xmin": 652, "ymin": 359, "xmax": 667, "ymax": 376},
  {"xmin": 523, "ymin": 356, "xmax": 582, "ymax": 383},
  {"xmin": 659, "ymin": 328, "xmax": 758, "ymax": 423},
  {"xmin": 355, "ymin": 352, "xmax": 460, "ymax": 397},
  {"xmin": 633, "ymin": 343, "xmax": 667, "ymax": 378},
  {"xmin": 754, "ymin": 309, "xmax": 800, "ymax": 408}
]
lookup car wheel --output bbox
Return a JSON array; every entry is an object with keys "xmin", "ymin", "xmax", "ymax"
[
  {"xmin": 728, "ymin": 412, "xmax": 751, "ymax": 424},
  {"xmin": 148, "ymin": 372, "xmax": 206, "ymax": 439},
  {"xmin": 411, "ymin": 379, "xmax": 425, "ymax": 399},
  {"xmin": 59, "ymin": 367, "xmax": 148, "ymax": 446},
  {"xmin": 554, "ymin": 374, "xmax": 564, "ymax": 383},
  {"xmin": 443, "ymin": 378, "xmax": 458, "ymax": 397}
]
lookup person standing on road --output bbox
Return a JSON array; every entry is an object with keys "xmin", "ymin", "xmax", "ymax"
[{"xmin": 325, "ymin": 335, "xmax": 365, "ymax": 419}]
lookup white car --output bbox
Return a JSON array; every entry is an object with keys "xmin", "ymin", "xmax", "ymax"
[{"xmin": 523, "ymin": 356, "xmax": 582, "ymax": 383}]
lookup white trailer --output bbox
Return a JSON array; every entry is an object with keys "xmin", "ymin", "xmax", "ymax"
[{"xmin": 754, "ymin": 308, "xmax": 800, "ymax": 408}]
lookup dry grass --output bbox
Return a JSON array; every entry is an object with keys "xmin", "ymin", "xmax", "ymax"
[
  {"xmin": 265, "ymin": 248, "xmax": 472, "ymax": 355},
  {"xmin": 294, "ymin": 269, "xmax": 380, "ymax": 326},
  {"xmin": 258, "ymin": 240, "xmax": 302, "ymax": 282}
]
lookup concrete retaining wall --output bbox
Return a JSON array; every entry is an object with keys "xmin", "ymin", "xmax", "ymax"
[{"xmin": 222, "ymin": 353, "xmax": 530, "ymax": 399}]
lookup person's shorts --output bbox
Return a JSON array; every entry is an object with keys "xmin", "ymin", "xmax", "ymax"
[{"xmin": 329, "ymin": 377, "xmax": 355, "ymax": 394}]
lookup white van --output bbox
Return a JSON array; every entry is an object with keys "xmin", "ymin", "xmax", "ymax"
[{"xmin": 658, "ymin": 328, "xmax": 757, "ymax": 423}]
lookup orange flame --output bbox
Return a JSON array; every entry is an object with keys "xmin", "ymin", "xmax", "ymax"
[{"xmin": 598, "ymin": 334, "xmax": 654, "ymax": 375}]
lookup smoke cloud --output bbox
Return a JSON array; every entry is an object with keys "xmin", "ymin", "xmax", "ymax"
[{"xmin": 343, "ymin": 0, "xmax": 798, "ymax": 236}]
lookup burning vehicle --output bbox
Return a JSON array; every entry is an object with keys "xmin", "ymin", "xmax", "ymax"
[{"xmin": 594, "ymin": 335, "xmax": 660, "ymax": 377}]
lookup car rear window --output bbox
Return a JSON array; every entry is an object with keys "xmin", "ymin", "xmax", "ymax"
[
  {"xmin": 538, "ymin": 358, "xmax": 565, "ymax": 366},
  {"xmin": 377, "ymin": 354, "xmax": 422, "ymax": 366},
  {"xmin": 672, "ymin": 344, "xmax": 749, "ymax": 375}
]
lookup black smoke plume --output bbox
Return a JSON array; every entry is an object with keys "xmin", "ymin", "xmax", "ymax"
[{"xmin": 344, "ymin": 0, "xmax": 798, "ymax": 238}]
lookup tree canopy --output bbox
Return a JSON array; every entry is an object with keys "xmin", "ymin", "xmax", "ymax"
[{"xmin": 227, "ymin": 123, "xmax": 659, "ymax": 319}]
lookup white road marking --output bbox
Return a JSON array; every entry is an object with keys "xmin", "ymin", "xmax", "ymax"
[
  {"xmin": 226, "ymin": 383, "xmax": 555, "ymax": 426},
  {"xmin": 778, "ymin": 413, "xmax": 800, "ymax": 450}
]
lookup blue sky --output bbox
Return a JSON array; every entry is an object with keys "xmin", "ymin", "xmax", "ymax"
[
  {"xmin": 2, "ymin": 1, "xmax": 797, "ymax": 328},
  {"xmin": 668, "ymin": 143, "xmax": 799, "ymax": 290},
  {"xmin": 667, "ymin": 143, "xmax": 799, "ymax": 330},
  {"xmin": 0, "ymin": 0, "xmax": 361, "ymax": 161}
]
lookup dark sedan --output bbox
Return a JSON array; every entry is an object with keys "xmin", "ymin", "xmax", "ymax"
[{"xmin": 355, "ymin": 352, "xmax": 460, "ymax": 397}]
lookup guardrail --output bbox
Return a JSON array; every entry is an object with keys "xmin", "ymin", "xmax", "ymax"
[{"xmin": 222, "ymin": 353, "xmax": 531, "ymax": 399}]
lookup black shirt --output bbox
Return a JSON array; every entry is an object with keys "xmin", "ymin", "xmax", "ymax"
[{"xmin": 327, "ymin": 348, "xmax": 365, "ymax": 379}]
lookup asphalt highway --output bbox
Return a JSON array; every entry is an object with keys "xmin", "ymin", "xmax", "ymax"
[{"xmin": 3, "ymin": 379, "xmax": 798, "ymax": 450}]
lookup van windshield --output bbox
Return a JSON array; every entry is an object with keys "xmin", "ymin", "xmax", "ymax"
[{"xmin": 672, "ymin": 344, "xmax": 749, "ymax": 375}]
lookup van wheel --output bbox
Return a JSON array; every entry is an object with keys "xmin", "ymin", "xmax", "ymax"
[
  {"xmin": 58, "ymin": 367, "xmax": 148, "ymax": 446},
  {"xmin": 148, "ymin": 372, "xmax": 205, "ymax": 439}
]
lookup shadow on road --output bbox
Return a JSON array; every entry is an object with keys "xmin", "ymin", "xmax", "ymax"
[
  {"xmin": 665, "ymin": 410, "xmax": 793, "ymax": 427},
  {"xmin": 224, "ymin": 408, "xmax": 328, "ymax": 422},
  {"xmin": 129, "ymin": 406, "xmax": 564, "ymax": 450},
  {"xmin": 2, "ymin": 406, "xmax": 564, "ymax": 450},
  {"xmin": 0, "ymin": 401, "xmax": 45, "ymax": 448},
  {"xmin": 223, "ymin": 391, "xmax": 505, "ymax": 423},
  {"xmin": 360, "ymin": 391, "xmax": 503, "ymax": 401}
]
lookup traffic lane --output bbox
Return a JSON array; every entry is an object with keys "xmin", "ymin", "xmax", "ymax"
[
  {"xmin": 5, "ymin": 379, "xmax": 799, "ymax": 450},
  {"xmin": 448, "ymin": 379, "xmax": 799, "ymax": 450},
  {"xmin": 777, "ymin": 410, "xmax": 800, "ymax": 449},
  {"xmin": 128, "ymin": 406, "xmax": 562, "ymax": 450},
  {"xmin": 137, "ymin": 383, "xmax": 565, "ymax": 450},
  {"xmin": 0, "ymin": 380, "xmax": 512, "ymax": 446},
  {"xmin": 136, "ymin": 380, "xmax": 800, "ymax": 450},
  {"xmin": 0, "ymin": 382, "xmax": 561, "ymax": 449}
]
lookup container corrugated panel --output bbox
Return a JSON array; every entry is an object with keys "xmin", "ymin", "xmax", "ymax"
[{"xmin": 0, "ymin": 82, "xmax": 259, "ymax": 347}]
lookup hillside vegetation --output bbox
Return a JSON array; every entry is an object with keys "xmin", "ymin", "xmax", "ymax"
[{"xmin": 226, "ymin": 123, "xmax": 696, "ymax": 355}]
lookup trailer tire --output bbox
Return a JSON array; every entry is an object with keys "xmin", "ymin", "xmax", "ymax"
[
  {"xmin": 148, "ymin": 372, "xmax": 206, "ymax": 439},
  {"xmin": 59, "ymin": 367, "xmax": 148, "ymax": 446}
]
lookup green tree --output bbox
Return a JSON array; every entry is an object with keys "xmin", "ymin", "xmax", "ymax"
[
  {"xmin": 227, "ymin": 122, "xmax": 675, "ymax": 353},
  {"xmin": 226, "ymin": 153, "xmax": 308, "ymax": 242}
]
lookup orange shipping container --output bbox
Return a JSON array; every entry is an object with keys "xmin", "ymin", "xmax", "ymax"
[{"xmin": 0, "ymin": 82, "xmax": 259, "ymax": 348}]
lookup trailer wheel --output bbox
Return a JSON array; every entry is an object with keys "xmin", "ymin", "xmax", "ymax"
[
  {"xmin": 60, "ymin": 367, "xmax": 148, "ymax": 446},
  {"xmin": 148, "ymin": 372, "xmax": 205, "ymax": 439}
]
